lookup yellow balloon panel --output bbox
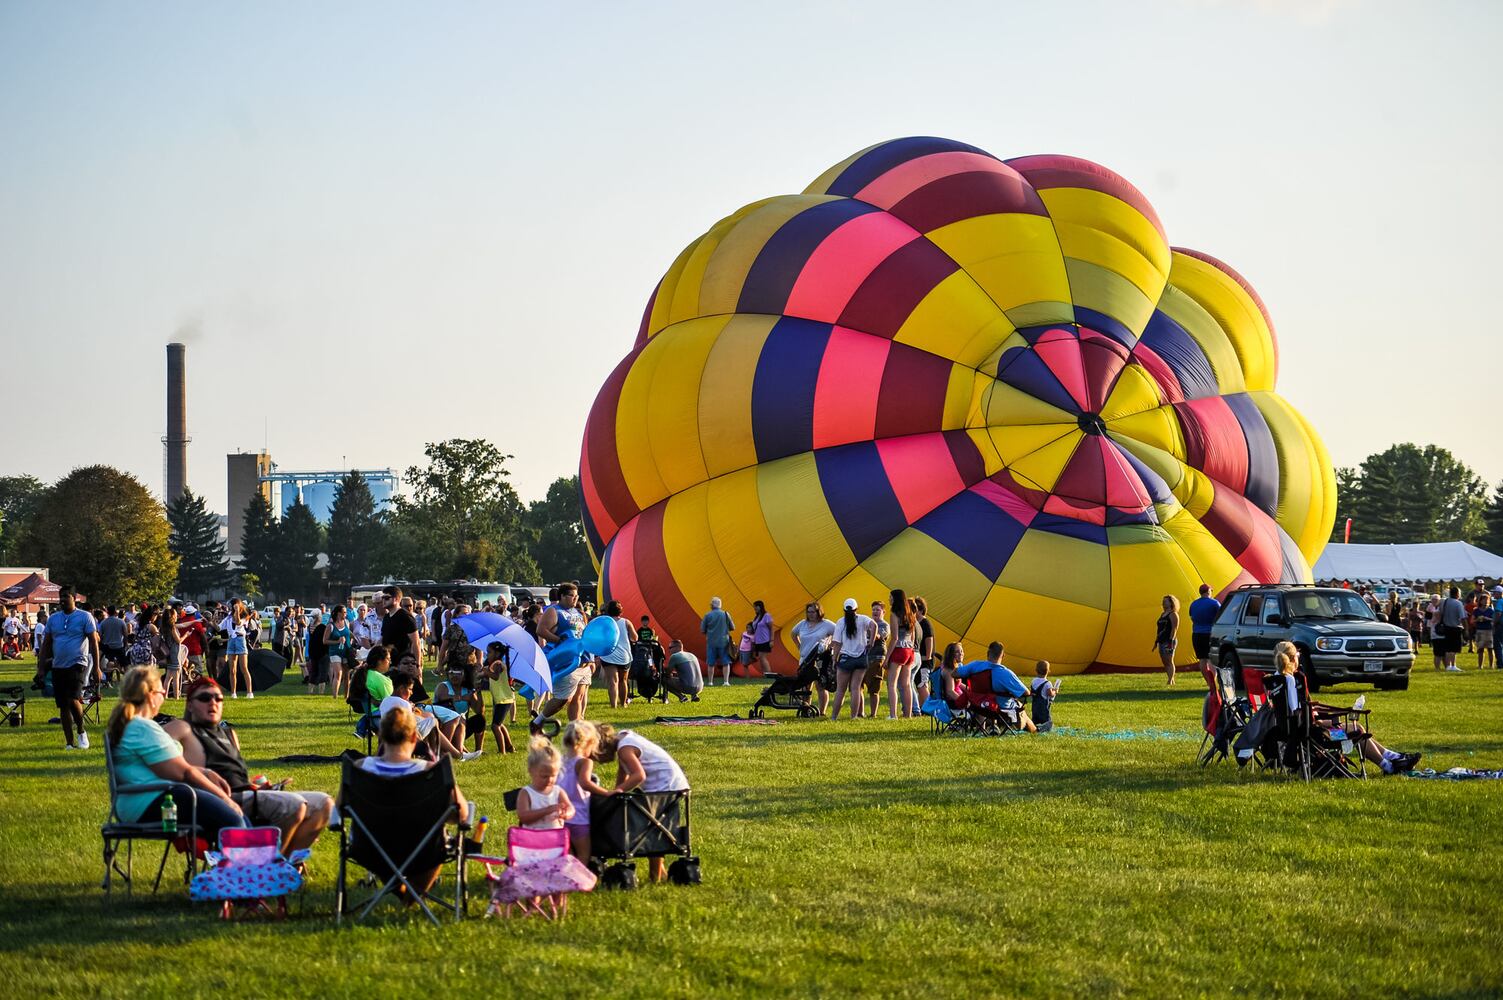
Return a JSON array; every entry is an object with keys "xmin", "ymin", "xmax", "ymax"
[
  {"xmin": 863, "ymin": 528, "xmax": 991, "ymax": 639},
  {"xmin": 697, "ymin": 314, "xmax": 777, "ymax": 478},
  {"xmin": 1096, "ymin": 524, "xmax": 1204, "ymax": 667},
  {"xmin": 756, "ymin": 453, "xmax": 856, "ymax": 596},
  {"xmin": 967, "ymin": 585, "xmax": 1108, "ymax": 673}
]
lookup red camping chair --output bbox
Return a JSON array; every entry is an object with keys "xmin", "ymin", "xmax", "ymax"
[{"xmin": 1242, "ymin": 668, "xmax": 1268, "ymax": 713}]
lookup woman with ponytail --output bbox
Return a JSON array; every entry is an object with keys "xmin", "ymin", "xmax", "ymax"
[
  {"xmin": 883, "ymin": 590, "xmax": 918, "ymax": 719},
  {"xmin": 108, "ymin": 666, "xmax": 246, "ymax": 839},
  {"xmin": 828, "ymin": 598, "xmax": 875, "ymax": 720}
]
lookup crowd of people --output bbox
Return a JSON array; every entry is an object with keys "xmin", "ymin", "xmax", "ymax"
[{"xmin": 28, "ymin": 573, "xmax": 1503, "ymax": 856}]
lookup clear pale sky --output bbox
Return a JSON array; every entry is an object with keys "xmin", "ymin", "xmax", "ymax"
[{"xmin": 2, "ymin": 0, "xmax": 1499, "ymax": 516}]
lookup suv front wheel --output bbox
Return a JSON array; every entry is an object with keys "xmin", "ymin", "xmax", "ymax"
[{"xmin": 1298, "ymin": 648, "xmax": 1321, "ymax": 693}]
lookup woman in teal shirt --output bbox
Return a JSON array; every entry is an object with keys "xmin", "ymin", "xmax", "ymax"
[{"xmin": 108, "ymin": 666, "xmax": 245, "ymax": 839}]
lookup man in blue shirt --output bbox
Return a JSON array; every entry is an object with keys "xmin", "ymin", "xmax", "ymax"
[
  {"xmin": 39, "ymin": 587, "xmax": 101, "ymax": 751},
  {"xmin": 956, "ymin": 641, "xmax": 1036, "ymax": 732},
  {"xmin": 1188, "ymin": 584, "xmax": 1223, "ymax": 672}
]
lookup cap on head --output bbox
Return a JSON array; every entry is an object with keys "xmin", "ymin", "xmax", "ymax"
[
  {"xmin": 842, "ymin": 598, "xmax": 858, "ymax": 611},
  {"xmin": 183, "ymin": 676, "xmax": 221, "ymax": 701}
]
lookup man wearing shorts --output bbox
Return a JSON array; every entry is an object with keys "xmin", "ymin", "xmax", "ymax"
[
  {"xmin": 699, "ymin": 597, "xmax": 735, "ymax": 687},
  {"xmin": 1188, "ymin": 584, "xmax": 1222, "ymax": 672},
  {"xmin": 534, "ymin": 582, "xmax": 590, "ymax": 728},
  {"xmin": 164, "ymin": 677, "xmax": 334, "ymax": 854},
  {"xmin": 39, "ymin": 587, "xmax": 100, "ymax": 750}
]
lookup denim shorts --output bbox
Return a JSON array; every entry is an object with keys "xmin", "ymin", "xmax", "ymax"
[
  {"xmin": 226, "ymin": 635, "xmax": 247, "ymax": 656},
  {"xmin": 836, "ymin": 653, "xmax": 866, "ymax": 673}
]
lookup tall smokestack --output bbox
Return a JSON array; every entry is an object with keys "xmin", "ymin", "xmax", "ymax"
[{"xmin": 165, "ymin": 342, "xmax": 189, "ymax": 504}]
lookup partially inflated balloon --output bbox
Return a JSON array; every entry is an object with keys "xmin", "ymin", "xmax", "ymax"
[{"xmin": 580, "ymin": 137, "xmax": 1334, "ymax": 674}]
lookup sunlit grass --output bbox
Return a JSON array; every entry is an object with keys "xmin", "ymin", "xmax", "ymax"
[{"xmin": 1, "ymin": 653, "xmax": 1499, "ymax": 998}]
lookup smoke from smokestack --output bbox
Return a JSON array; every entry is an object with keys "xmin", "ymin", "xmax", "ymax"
[{"xmin": 165, "ymin": 342, "xmax": 189, "ymax": 504}]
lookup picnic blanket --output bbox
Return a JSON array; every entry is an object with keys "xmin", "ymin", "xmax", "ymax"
[
  {"xmin": 1047, "ymin": 726, "xmax": 1196, "ymax": 742},
  {"xmin": 654, "ymin": 714, "xmax": 777, "ymax": 727},
  {"xmin": 1402, "ymin": 768, "xmax": 1503, "ymax": 781}
]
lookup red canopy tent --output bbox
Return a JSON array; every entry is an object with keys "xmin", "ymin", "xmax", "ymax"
[{"xmin": 0, "ymin": 573, "xmax": 67, "ymax": 611}]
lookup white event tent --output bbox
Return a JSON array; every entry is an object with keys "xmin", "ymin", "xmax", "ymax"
[{"xmin": 1314, "ymin": 541, "xmax": 1503, "ymax": 584}]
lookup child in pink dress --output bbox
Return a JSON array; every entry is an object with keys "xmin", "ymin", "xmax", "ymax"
[
  {"xmin": 485, "ymin": 736, "xmax": 596, "ymax": 917},
  {"xmin": 558, "ymin": 721, "xmax": 615, "ymax": 863}
]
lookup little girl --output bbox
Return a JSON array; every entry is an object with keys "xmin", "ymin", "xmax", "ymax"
[
  {"xmin": 558, "ymin": 721, "xmax": 615, "ymax": 863},
  {"xmin": 1030, "ymin": 660, "xmax": 1060, "ymax": 733},
  {"xmin": 487, "ymin": 736, "xmax": 596, "ymax": 917}
]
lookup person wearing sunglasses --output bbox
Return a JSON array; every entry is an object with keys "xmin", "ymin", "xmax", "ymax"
[
  {"xmin": 106, "ymin": 666, "xmax": 246, "ymax": 840},
  {"xmin": 162, "ymin": 676, "xmax": 332, "ymax": 854}
]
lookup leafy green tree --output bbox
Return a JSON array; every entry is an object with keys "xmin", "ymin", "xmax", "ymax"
[
  {"xmin": 1345, "ymin": 444, "xmax": 1486, "ymax": 543},
  {"xmin": 1330, "ymin": 467, "xmax": 1359, "ymax": 543},
  {"xmin": 326, "ymin": 471, "xmax": 386, "ymax": 589},
  {"xmin": 525, "ymin": 475, "xmax": 594, "ymax": 583},
  {"xmin": 239, "ymin": 491, "xmax": 280, "ymax": 598},
  {"xmin": 1482, "ymin": 481, "xmax": 1503, "ymax": 555},
  {"xmin": 0, "ymin": 474, "xmax": 48, "ymax": 564},
  {"xmin": 167, "ymin": 488, "xmax": 230, "ymax": 599},
  {"xmin": 276, "ymin": 499, "xmax": 324, "ymax": 599},
  {"xmin": 239, "ymin": 572, "xmax": 263, "ymax": 603},
  {"xmin": 18, "ymin": 466, "xmax": 177, "ymax": 605},
  {"xmin": 390, "ymin": 439, "xmax": 538, "ymax": 582}
]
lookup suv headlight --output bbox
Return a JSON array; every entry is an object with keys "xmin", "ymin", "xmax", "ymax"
[
  {"xmin": 1396, "ymin": 635, "xmax": 1410, "ymax": 649},
  {"xmin": 1315, "ymin": 637, "xmax": 1344, "ymax": 651}
]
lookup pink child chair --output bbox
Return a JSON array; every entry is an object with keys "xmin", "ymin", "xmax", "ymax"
[{"xmin": 474, "ymin": 826, "xmax": 596, "ymax": 920}]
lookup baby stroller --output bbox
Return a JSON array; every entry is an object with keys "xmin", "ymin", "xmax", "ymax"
[
  {"xmin": 629, "ymin": 640, "xmax": 668, "ymax": 703},
  {"xmin": 748, "ymin": 646, "xmax": 834, "ymax": 719}
]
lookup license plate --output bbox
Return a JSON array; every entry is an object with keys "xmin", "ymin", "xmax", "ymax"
[{"xmin": 1363, "ymin": 660, "xmax": 1383, "ymax": 672}]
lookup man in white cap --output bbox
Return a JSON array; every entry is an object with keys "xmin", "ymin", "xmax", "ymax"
[{"xmin": 699, "ymin": 597, "xmax": 735, "ymax": 686}]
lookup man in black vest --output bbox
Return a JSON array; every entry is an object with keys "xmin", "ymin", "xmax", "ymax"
[{"xmin": 163, "ymin": 677, "xmax": 333, "ymax": 853}]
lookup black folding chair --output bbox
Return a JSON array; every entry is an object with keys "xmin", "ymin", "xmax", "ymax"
[
  {"xmin": 0, "ymin": 684, "xmax": 24, "ymax": 727},
  {"xmin": 590, "ymin": 789, "xmax": 693, "ymax": 886},
  {"xmin": 1266, "ymin": 674, "xmax": 1366, "ymax": 781},
  {"xmin": 334, "ymin": 754, "xmax": 473, "ymax": 925},
  {"xmin": 101, "ymin": 736, "xmax": 206, "ymax": 896}
]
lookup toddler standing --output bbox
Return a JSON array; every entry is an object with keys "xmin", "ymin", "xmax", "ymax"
[{"xmin": 1030, "ymin": 660, "xmax": 1060, "ymax": 733}]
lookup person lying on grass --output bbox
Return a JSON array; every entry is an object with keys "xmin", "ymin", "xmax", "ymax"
[
  {"xmin": 594, "ymin": 724, "xmax": 689, "ymax": 883},
  {"xmin": 163, "ymin": 676, "xmax": 333, "ymax": 855},
  {"xmin": 344, "ymin": 706, "xmax": 469, "ymax": 896},
  {"xmin": 380, "ymin": 671, "xmax": 480, "ymax": 762}
]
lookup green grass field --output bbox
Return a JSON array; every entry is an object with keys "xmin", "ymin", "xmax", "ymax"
[{"xmin": 1, "ymin": 652, "xmax": 1500, "ymax": 999}]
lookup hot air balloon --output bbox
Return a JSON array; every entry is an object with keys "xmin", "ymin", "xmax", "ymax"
[{"xmin": 580, "ymin": 137, "xmax": 1334, "ymax": 675}]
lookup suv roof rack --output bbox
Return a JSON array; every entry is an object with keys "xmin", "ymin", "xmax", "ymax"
[{"xmin": 1231, "ymin": 583, "xmax": 1336, "ymax": 591}]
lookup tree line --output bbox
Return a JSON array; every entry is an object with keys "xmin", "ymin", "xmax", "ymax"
[
  {"xmin": 0, "ymin": 438, "xmax": 593, "ymax": 604},
  {"xmin": 1331, "ymin": 443, "xmax": 1503, "ymax": 549}
]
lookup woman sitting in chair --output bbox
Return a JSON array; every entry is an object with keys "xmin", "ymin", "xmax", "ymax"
[
  {"xmin": 108, "ymin": 665, "xmax": 247, "ymax": 839},
  {"xmin": 342, "ymin": 706, "xmax": 470, "ymax": 894},
  {"xmin": 1273, "ymin": 641, "xmax": 1419, "ymax": 774}
]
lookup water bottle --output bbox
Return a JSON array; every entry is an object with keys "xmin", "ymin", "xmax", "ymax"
[
  {"xmin": 1352, "ymin": 694, "xmax": 1366, "ymax": 712},
  {"xmin": 161, "ymin": 794, "xmax": 178, "ymax": 834}
]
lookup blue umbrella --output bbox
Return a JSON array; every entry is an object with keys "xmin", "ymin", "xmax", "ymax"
[{"xmin": 454, "ymin": 612, "xmax": 552, "ymax": 699}]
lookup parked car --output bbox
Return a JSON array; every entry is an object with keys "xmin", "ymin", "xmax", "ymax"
[{"xmin": 1210, "ymin": 585, "xmax": 1414, "ymax": 692}]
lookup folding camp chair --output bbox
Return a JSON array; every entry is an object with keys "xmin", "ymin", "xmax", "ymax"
[
  {"xmin": 590, "ymin": 789, "xmax": 694, "ymax": 888},
  {"xmin": 1242, "ymin": 668, "xmax": 1269, "ymax": 713},
  {"xmin": 80, "ymin": 682, "xmax": 104, "ymax": 726},
  {"xmin": 101, "ymin": 735, "xmax": 206, "ymax": 896},
  {"xmin": 0, "ymin": 684, "xmax": 24, "ymax": 727},
  {"xmin": 1265, "ymin": 673, "xmax": 1367, "ymax": 781},
  {"xmin": 334, "ymin": 754, "xmax": 474, "ymax": 925},
  {"xmin": 1197, "ymin": 664, "xmax": 1249, "ymax": 766},
  {"xmin": 190, "ymin": 826, "xmax": 309, "ymax": 920}
]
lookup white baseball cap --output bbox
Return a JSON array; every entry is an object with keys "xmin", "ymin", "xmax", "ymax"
[{"xmin": 843, "ymin": 598, "xmax": 858, "ymax": 611}]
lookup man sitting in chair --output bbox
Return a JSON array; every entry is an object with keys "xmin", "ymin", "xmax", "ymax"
[
  {"xmin": 163, "ymin": 677, "xmax": 334, "ymax": 854},
  {"xmin": 956, "ymin": 642, "xmax": 1037, "ymax": 733}
]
